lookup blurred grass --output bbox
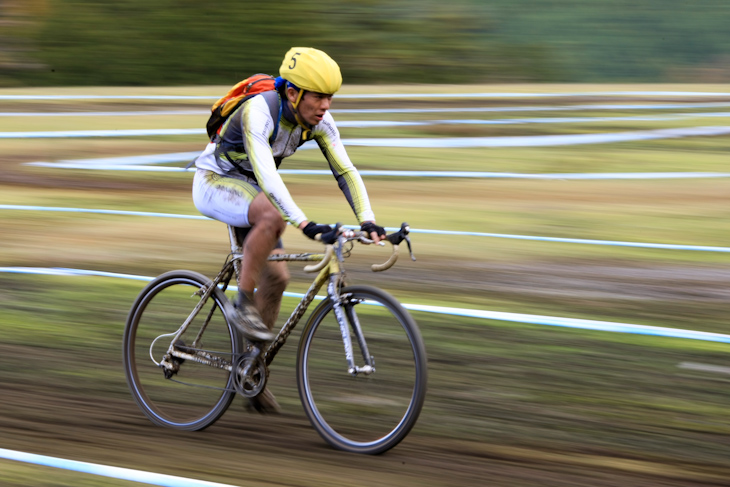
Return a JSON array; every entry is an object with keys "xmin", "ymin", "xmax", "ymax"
[
  {"xmin": 1, "ymin": 86, "xmax": 728, "ymax": 323},
  {"xmin": 2, "ymin": 274, "xmax": 730, "ymax": 483},
  {"xmin": 5, "ymin": 113, "xmax": 730, "ymax": 135},
  {"xmin": 0, "ymin": 460, "xmax": 145, "ymax": 487},
  {"xmin": 1, "ymin": 85, "xmax": 730, "ymax": 484}
]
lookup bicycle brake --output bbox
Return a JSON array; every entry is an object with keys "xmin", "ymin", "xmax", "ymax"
[
  {"xmin": 404, "ymin": 235, "xmax": 416, "ymax": 261},
  {"xmin": 387, "ymin": 223, "xmax": 416, "ymax": 261}
]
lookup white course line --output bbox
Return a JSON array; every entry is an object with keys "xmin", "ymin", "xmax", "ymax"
[
  {"xmin": 340, "ymin": 126, "xmax": 730, "ymax": 148},
  {"xmin": 1, "ymin": 266, "xmax": 729, "ymax": 344},
  {"xmin": 677, "ymin": 362, "xmax": 730, "ymax": 374},
  {"xmin": 0, "ymin": 110, "xmax": 208, "ymax": 117},
  {"xmin": 21, "ymin": 162, "xmax": 730, "ymax": 180},
  {"xmin": 0, "ymin": 128, "xmax": 205, "ymax": 139},
  {"xmin": 2, "ymin": 91, "xmax": 730, "ymax": 101},
  {"xmin": 5, "ymin": 102, "xmax": 730, "ymax": 117},
  {"xmin": 35, "ymin": 151, "xmax": 203, "ymax": 166},
  {"xmin": 6, "ymin": 111, "xmax": 730, "ymax": 125},
  {"xmin": 331, "ymin": 102, "xmax": 730, "ymax": 114},
  {"xmin": 7, "ymin": 125, "xmax": 730, "ymax": 146},
  {"xmin": 0, "ymin": 448, "xmax": 240, "ymax": 487},
  {"xmin": 2, "ymin": 205, "xmax": 728, "ymax": 253},
  {"xmin": 335, "ymin": 112, "xmax": 730, "ymax": 128},
  {"xmin": 19, "ymin": 149, "xmax": 730, "ymax": 181}
]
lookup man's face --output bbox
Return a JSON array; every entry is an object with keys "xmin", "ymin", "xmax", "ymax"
[{"xmin": 288, "ymin": 88, "xmax": 332, "ymax": 126}]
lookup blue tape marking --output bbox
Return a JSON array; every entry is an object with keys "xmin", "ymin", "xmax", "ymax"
[
  {"xmin": 339, "ymin": 126, "xmax": 730, "ymax": 148},
  {"xmin": 0, "ymin": 110, "xmax": 209, "ymax": 117},
  {"xmin": 331, "ymin": 102, "xmax": 730, "ymax": 114},
  {"xmin": 21, "ymin": 162, "xmax": 730, "ymax": 180},
  {"xmin": 0, "ymin": 205, "xmax": 209, "ymax": 220},
  {"xmin": 2, "ymin": 205, "xmax": 728, "ymax": 253},
  {"xmin": 0, "ymin": 128, "xmax": 206, "ymax": 139},
  {"xmin": 1, "ymin": 266, "xmax": 729, "ymax": 344},
  {"xmin": 334, "ymin": 112, "xmax": 730, "ymax": 128},
  {"xmin": 335, "ymin": 91, "xmax": 730, "ymax": 99},
  {"xmin": 339, "ymin": 225, "xmax": 730, "ymax": 253},
  {"xmin": 19, "ymin": 149, "xmax": 730, "ymax": 180},
  {"xmin": 3, "ymin": 91, "xmax": 730, "ymax": 101},
  {"xmin": 5, "ymin": 103, "xmax": 730, "ymax": 117},
  {"xmin": 0, "ymin": 95, "xmax": 217, "ymax": 101},
  {"xmin": 26, "ymin": 163, "xmax": 195, "ymax": 172},
  {"xmin": 8, "ymin": 125, "xmax": 730, "ymax": 146},
  {"xmin": 398, "ymin": 303, "xmax": 730, "ymax": 344},
  {"xmin": 48, "ymin": 151, "xmax": 202, "ymax": 166},
  {"xmin": 0, "ymin": 448, "xmax": 240, "ymax": 487},
  {"xmin": 289, "ymin": 170, "xmax": 730, "ymax": 180}
]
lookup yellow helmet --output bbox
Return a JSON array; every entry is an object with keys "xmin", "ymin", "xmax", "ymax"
[{"xmin": 279, "ymin": 47, "xmax": 342, "ymax": 95}]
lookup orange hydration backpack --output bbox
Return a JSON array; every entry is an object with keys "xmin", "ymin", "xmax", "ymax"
[{"xmin": 206, "ymin": 74, "xmax": 277, "ymax": 139}]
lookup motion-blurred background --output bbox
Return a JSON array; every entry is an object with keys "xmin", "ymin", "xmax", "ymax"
[
  {"xmin": 2, "ymin": 2, "xmax": 730, "ymax": 486},
  {"xmin": 3, "ymin": 0, "xmax": 730, "ymax": 86}
]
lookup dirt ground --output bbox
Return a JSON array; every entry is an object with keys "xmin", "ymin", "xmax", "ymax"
[
  {"xmin": 3, "ymin": 351, "xmax": 729, "ymax": 487},
  {"xmin": 2, "ymin": 244, "xmax": 728, "ymax": 486}
]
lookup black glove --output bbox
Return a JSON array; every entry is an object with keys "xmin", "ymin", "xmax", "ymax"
[
  {"xmin": 361, "ymin": 221, "xmax": 386, "ymax": 239},
  {"xmin": 302, "ymin": 222, "xmax": 338, "ymax": 244}
]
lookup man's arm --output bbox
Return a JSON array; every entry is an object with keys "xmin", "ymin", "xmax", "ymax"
[{"xmin": 313, "ymin": 112, "xmax": 376, "ymax": 224}]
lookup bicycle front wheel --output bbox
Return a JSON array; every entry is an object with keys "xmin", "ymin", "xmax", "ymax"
[
  {"xmin": 297, "ymin": 285, "xmax": 427, "ymax": 454},
  {"xmin": 122, "ymin": 270, "xmax": 240, "ymax": 431}
]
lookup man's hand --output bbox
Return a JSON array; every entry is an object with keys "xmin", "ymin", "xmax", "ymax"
[
  {"xmin": 361, "ymin": 221, "xmax": 386, "ymax": 243},
  {"xmin": 302, "ymin": 221, "xmax": 338, "ymax": 244}
]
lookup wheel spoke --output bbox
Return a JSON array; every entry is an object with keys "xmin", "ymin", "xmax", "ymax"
[
  {"xmin": 123, "ymin": 271, "xmax": 239, "ymax": 431},
  {"xmin": 297, "ymin": 286, "xmax": 427, "ymax": 454}
]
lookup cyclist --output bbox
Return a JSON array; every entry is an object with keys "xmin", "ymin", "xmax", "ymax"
[{"xmin": 191, "ymin": 47, "xmax": 386, "ymax": 412}]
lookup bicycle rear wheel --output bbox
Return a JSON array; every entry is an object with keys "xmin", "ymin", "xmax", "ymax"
[
  {"xmin": 296, "ymin": 285, "xmax": 427, "ymax": 454},
  {"xmin": 122, "ymin": 270, "xmax": 240, "ymax": 431}
]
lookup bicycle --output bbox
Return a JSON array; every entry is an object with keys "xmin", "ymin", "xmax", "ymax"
[{"xmin": 122, "ymin": 222, "xmax": 427, "ymax": 454}]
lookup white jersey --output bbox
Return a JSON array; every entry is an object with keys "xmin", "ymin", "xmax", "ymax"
[{"xmin": 195, "ymin": 93, "xmax": 375, "ymax": 226}]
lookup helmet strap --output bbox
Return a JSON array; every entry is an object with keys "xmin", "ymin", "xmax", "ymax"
[
  {"xmin": 286, "ymin": 87, "xmax": 312, "ymax": 139},
  {"xmin": 286, "ymin": 82, "xmax": 312, "ymax": 140},
  {"xmin": 295, "ymin": 113, "xmax": 311, "ymax": 140},
  {"xmin": 292, "ymin": 88, "xmax": 305, "ymax": 110}
]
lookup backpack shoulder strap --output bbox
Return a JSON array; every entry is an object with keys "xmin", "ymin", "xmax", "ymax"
[{"xmin": 260, "ymin": 90, "xmax": 282, "ymax": 143}]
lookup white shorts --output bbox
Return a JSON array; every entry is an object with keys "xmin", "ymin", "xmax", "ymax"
[{"xmin": 192, "ymin": 168, "xmax": 261, "ymax": 228}]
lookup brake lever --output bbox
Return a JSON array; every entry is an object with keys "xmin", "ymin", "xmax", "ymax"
[
  {"xmin": 385, "ymin": 223, "xmax": 406, "ymax": 245},
  {"xmin": 386, "ymin": 222, "xmax": 416, "ymax": 261}
]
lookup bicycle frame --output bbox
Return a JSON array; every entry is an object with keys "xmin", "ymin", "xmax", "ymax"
[
  {"xmin": 160, "ymin": 225, "xmax": 369, "ymax": 379},
  {"xmin": 229, "ymin": 226, "xmax": 371, "ymax": 374}
]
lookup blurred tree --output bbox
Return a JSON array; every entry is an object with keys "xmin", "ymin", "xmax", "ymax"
[
  {"xmin": 303, "ymin": 0, "xmax": 554, "ymax": 83},
  {"xmin": 485, "ymin": 0, "xmax": 730, "ymax": 82},
  {"xmin": 13, "ymin": 0, "xmax": 553, "ymax": 86},
  {"xmin": 5, "ymin": 0, "xmax": 730, "ymax": 86},
  {"xmin": 0, "ymin": 0, "xmax": 48, "ymax": 85}
]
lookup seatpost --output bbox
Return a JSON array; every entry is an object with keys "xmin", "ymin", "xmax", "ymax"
[{"xmin": 228, "ymin": 225, "xmax": 244, "ymax": 281}]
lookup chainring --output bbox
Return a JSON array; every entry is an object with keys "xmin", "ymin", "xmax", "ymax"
[{"xmin": 233, "ymin": 351, "xmax": 267, "ymax": 398}]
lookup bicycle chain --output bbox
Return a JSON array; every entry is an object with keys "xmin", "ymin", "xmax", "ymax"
[{"xmin": 163, "ymin": 348, "xmax": 261, "ymax": 394}]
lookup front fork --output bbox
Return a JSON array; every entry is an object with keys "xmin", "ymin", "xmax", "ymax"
[{"xmin": 328, "ymin": 274, "xmax": 375, "ymax": 376}]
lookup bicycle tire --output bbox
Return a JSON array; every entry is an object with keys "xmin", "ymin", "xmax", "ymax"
[
  {"xmin": 296, "ymin": 285, "xmax": 427, "ymax": 454},
  {"xmin": 122, "ymin": 270, "xmax": 240, "ymax": 431}
]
